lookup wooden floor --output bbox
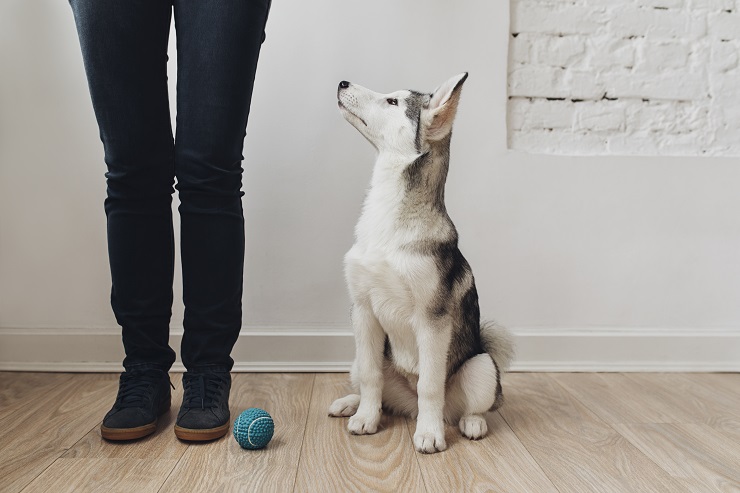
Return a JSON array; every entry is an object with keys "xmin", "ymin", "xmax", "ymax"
[{"xmin": 1, "ymin": 372, "xmax": 739, "ymax": 493}]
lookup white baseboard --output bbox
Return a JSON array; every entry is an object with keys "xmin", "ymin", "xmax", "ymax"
[{"xmin": 0, "ymin": 326, "xmax": 737, "ymax": 372}]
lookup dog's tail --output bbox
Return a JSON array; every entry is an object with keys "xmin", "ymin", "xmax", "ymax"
[
  {"xmin": 480, "ymin": 320, "xmax": 515, "ymax": 374},
  {"xmin": 481, "ymin": 320, "xmax": 515, "ymax": 411}
]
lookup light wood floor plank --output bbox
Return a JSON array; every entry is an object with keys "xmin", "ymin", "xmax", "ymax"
[
  {"xmin": 19, "ymin": 458, "xmax": 179, "ymax": 493},
  {"xmin": 625, "ymin": 373, "xmax": 740, "ymax": 445},
  {"xmin": 625, "ymin": 373, "xmax": 740, "ymax": 419},
  {"xmin": 614, "ymin": 423, "xmax": 740, "ymax": 493},
  {"xmin": 2, "ymin": 372, "xmax": 738, "ymax": 493},
  {"xmin": 293, "ymin": 373, "xmax": 425, "ymax": 493},
  {"xmin": 552, "ymin": 373, "xmax": 740, "ymax": 448},
  {"xmin": 681, "ymin": 373, "xmax": 740, "ymax": 444},
  {"xmin": 552, "ymin": 372, "xmax": 696, "ymax": 424},
  {"xmin": 158, "ymin": 373, "xmax": 314, "ymax": 493},
  {"xmin": 0, "ymin": 372, "xmax": 72, "ymax": 411},
  {"xmin": 0, "ymin": 374, "xmax": 119, "ymax": 493},
  {"xmin": 690, "ymin": 373, "xmax": 740, "ymax": 397},
  {"xmin": 707, "ymin": 417, "xmax": 740, "ymax": 447},
  {"xmin": 410, "ymin": 410, "xmax": 559, "ymax": 493},
  {"xmin": 0, "ymin": 373, "xmax": 96, "ymax": 439},
  {"xmin": 62, "ymin": 374, "xmax": 188, "ymax": 460},
  {"xmin": 500, "ymin": 373, "xmax": 691, "ymax": 493}
]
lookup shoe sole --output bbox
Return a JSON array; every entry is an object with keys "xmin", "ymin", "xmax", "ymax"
[
  {"xmin": 101, "ymin": 422, "xmax": 157, "ymax": 441},
  {"xmin": 174, "ymin": 422, "xmax": 230, "ymax": 441}
]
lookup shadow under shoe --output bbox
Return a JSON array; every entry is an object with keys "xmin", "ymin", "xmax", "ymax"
[
  {"xmin": 101, "ymin": 368, "xmax": 173, "ymax": 441},
  {"xmin": 174, "ymin": 370, "xmax": 231, "ymax": 441}
]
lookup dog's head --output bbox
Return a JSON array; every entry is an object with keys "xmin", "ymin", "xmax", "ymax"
[{"xmin": 337, "ymin": 73, "xmax": 468, "ymax": 156}]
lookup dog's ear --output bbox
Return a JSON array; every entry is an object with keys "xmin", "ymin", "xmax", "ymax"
[{"xmin": 423, "ymin": 72, "xmax": 468, "ymax": 141}]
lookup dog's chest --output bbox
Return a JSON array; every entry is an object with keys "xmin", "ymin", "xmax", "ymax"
[
  {"xmin": 345, "ymin": 246, "xmax": 416, "ymax": 323},
  {"xmin": 345, "ymin": 245, "xmax": 438, "ymax": 376}
]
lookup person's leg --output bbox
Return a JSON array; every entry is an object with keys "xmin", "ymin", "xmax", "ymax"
[
  {"xmin": 173, "ymin": 0, "xmax": 271, "ymax": 372},
  {"xmin": 69, "ymin": 0, "xmax": 177, "ymax": 372},
  {"xmin": 68, "ymin": 0, "xmax": 176, "ymax": 440},
  {"xmin": 171, "ymin": 0, "xmax": 270, "ymax": 441}
]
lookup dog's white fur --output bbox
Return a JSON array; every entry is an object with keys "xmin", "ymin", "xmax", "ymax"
[{"xmin": 331, "ymin": 74, "xmax": 514, "ymax": 453}]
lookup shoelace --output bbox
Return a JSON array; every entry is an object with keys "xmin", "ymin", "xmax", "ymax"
[
  {"xmin": 182, "ymin": 372, "xmax": 229, "ymax": 410},
  {"xmin": 114, "ymin": 370, "xmax": 172, "ymax": 409}
]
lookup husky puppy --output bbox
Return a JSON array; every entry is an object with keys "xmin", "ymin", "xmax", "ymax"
[{"xmin": 329, "ymin": 73, "xmax": 514, "ymax": 454}]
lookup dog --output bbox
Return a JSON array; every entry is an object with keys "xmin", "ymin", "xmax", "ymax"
[{"xmin": 329, "ymin": 73, "xmax": 515, "ymax": 454}]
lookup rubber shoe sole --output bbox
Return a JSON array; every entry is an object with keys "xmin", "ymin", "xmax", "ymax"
[
  {"xmin": 174, "ymin": 422, "xmax": 230, "ymax": 441},
  {"xmin": 101, "ymin": 422, "xmax": 157, "ymax": 441}
]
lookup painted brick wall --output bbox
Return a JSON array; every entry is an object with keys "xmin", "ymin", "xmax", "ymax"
[{"xmin": 507, "ymin": 0, "xmax": 740, "ymax": 155}]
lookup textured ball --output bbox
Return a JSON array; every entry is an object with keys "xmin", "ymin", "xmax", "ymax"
[{"xmin": 233, "ymin": 408, "xmax": 274, "ymax": 450}]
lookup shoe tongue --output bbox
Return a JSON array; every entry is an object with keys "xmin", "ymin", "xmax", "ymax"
[
  {"xmin": 183, "ymin": 373, "xmax": 225, "ymax": 409},
  {"xmin": 115, "ymin": 370, "xmax": 165, "ymax": 407}
]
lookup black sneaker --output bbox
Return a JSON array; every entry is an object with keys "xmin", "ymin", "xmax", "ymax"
[
  {"xmin": 101, "ymin": 368, "xmax": 172, "ymax": 441},
  {"xmin": 174, "ymin": 370, "xmax": 231, "ymax": 441}
]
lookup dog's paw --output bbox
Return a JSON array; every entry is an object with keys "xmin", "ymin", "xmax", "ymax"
[
  {"xmin": 413, "ymin": 424, "xmax": 447, "ymax": 453},
  {"xmin": 347, "ymin": 410, "xmax": 381, "ymax": 435},
  {"xmin": 459, "ymin": 414, "xmax": 488, "ymax": 440},
  {"xmin": 328, "ymin": 394, "xmax": 360, "ymax": 417}
]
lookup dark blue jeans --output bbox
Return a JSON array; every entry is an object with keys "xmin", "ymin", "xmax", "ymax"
[{"xmin": 69, "ymin": 0, "xmax": 271, "ymax": 372}]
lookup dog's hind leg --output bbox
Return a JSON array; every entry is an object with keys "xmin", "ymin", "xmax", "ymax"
[
  {"xmin": 330, "ymin": 357, "xmax": 418, "ymax": 418},
  {"xmin": 444, "ymin": 353, "xmax": 500, "ymax": 440},
  {"xmin": 329, "ymin": 359, "xmax": 361, "ymax": 417},
  {"xmin": 381, "ymin": 362, "xmax": 419, "ymax": 418},
  {"xmin": 329, "ymin": 394, "xmax": 360, "ymax": 417}
]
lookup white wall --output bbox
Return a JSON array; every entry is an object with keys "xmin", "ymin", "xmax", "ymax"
[
  {"xmin": 0, "ymin": 0, "xmax": 738, "ymax": 371},
  {"xmin": 509, "ymin": 0, "xmax": 740, "ymax": 155}
]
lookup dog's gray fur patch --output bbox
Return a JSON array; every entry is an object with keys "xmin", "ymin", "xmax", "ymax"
[{"xmin": 404, "ymin": 91, "xmax": 430, "ymax": 152}]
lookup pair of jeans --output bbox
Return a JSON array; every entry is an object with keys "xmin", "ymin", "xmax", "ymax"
[{"xmin": 68, "ymin": 0, "xmax": 271, "ymax": 371}]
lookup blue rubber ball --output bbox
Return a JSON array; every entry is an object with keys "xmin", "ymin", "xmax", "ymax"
[{"xmin": 233, "ymin": 408, "xmax": 274, "ymax": 450}]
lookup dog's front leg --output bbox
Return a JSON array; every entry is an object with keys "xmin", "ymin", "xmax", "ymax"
[
  {"xmin": 413, "ymin": 324, "xmax": 451, "ymax": 453},
  {"xmin": 347, "ymin": 304, "xmax": 385, "ymax": 435}
]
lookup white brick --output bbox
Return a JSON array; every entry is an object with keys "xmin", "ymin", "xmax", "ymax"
[
  {"xmin": 607, "ymin": 133, "xmax": 661, "ymax": 155},
  {"xmin": 709, "ymin": 73, "xmax": 740, "ymax": 120},
  {"xmin": 512, "ymin": 2, "xmax": 605, "ymax": 35},
  {"xmin": 710, "ymin": 41, "xmax": 739, "ymax": 71},
  {"xmin": 509, "ymin": 98, "xmax": 575, "ymax": 130},
  {"xmin": 589, "ymin": 37, "xmax": 637, "ymax": 69},
  {"xmin": 530, "ymin": 35, "xmax": 587, "ymax": 66},
  {"xmin": 507, "ymin": 0, "xmax": 740, "ymax": 156},
  {"xmin": 604, "ymin": 71, "xmax": 708, "ymax": 100},
  {"xmin": 610, "ymin": 7, "xmax": 707, "ymax": 39},
  {"xmin": 710, "ymin": 71, "xmax": 740, "ymax": 101},
  {"xmin": 636, "ymin": 0, "xmax": 685, "ymax": 8},
  {"xmin": 708, "ymin": 11, "xmax": 740, "ymax": 39},
  {"xmin": 624, "ymin": 101, "xmax": 678, "ymax": 132},
  {"xmin": 510, "ymin": 37, "xmax": 533, "ymax": 64},
  {"xmin": 562, "ymin": 70, "xmax": 608, "ymax": 99},
  {"xmin": 639, "ymin": 41, "xmax": 691, "ymax": 71},
  {"xmin": 509, "ymin": 130, "xmax": 608, "ymax": 155},
  {"xmin": 689, "ymin": 0, "xmax": 734, "ymax": 9},
  {"xmin": 655, "ymin": 132, "xmax": 711, "ymax": 154},
  {"xmin": 581, "ymin": 0, "xmax": 622, "ymax": 6},
  {"xmin": 712, "ymin": 126, "xmax": 740, "ymax": 151},
  {"xmin": 509, "ymin": 66, "xmax": 605, "ymax": 99},
  {"xmin": 625, "ymin": 101, "xmax": 674, "ymax": 131},
  {"xmin": 508, "ymin": 66, "xmax": 565, "ymax": 98},
  {"xmin": 508, "ymin": 100, "xmax": 527, "ymax": 131},
  {"xmin": 625, "ymin": 101, "xmax": 709, "ymax": 132},
  {"xmin": 575, "ymin": 102, "xmax": 626, "ymax": 131}
]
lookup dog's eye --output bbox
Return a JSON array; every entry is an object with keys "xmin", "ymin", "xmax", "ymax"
[{"xmin": 387, "ymin": 98, "xmax": 398, "ymax": 106}]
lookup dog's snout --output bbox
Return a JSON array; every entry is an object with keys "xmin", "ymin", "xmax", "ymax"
[{"xmin": 339, "ymin": 80, "xmax": 350, "ymax": 89}]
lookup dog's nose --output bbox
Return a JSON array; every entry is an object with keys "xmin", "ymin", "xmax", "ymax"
[{"xmin": 339, "ymin": 80, "xmax": 350, "ymax": 89}]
